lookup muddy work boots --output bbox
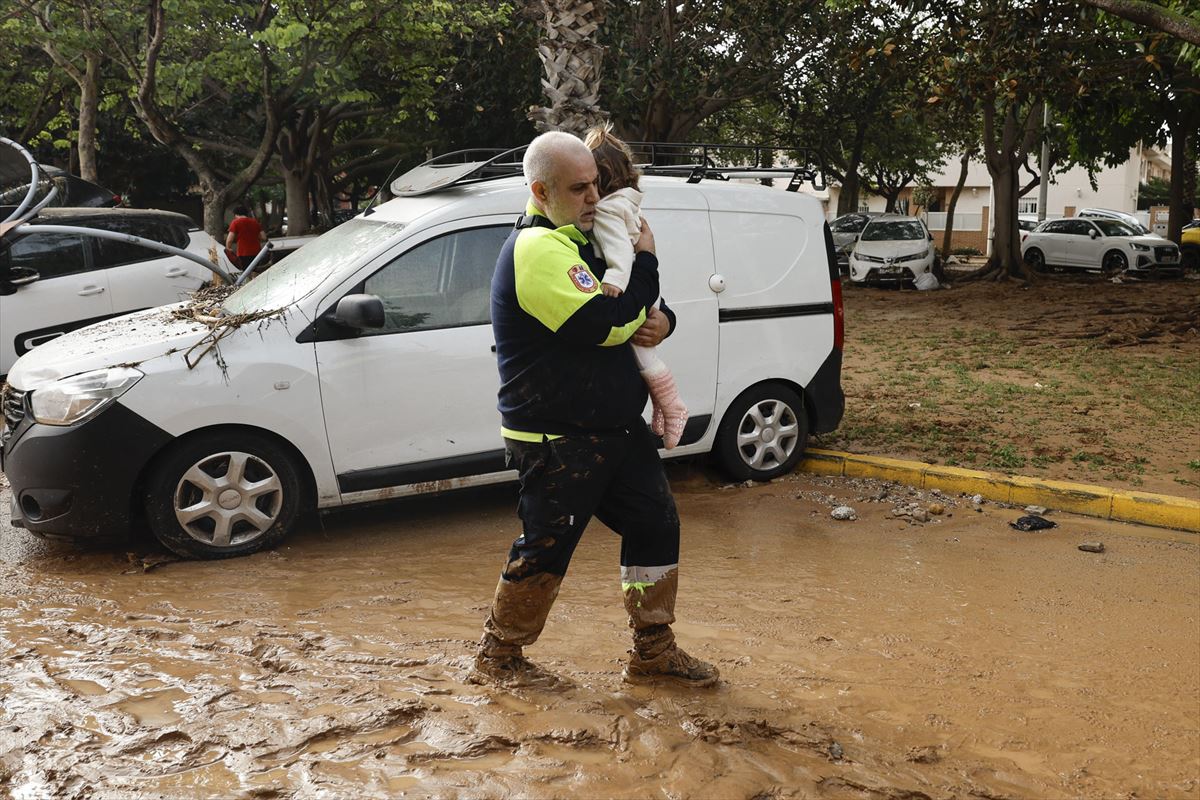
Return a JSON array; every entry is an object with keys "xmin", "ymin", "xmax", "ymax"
[
  {"xmin": 472, "ymin": 573, "xmax": 569, "ymax": 689},
  {"xmin": 621, "ymin": 567, "xmax": 719, "ymax": 688}
]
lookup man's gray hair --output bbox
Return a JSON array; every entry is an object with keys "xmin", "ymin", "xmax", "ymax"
[{"xmin": 523, "ymin": 131, "xmax": 591, "ymax": 187}]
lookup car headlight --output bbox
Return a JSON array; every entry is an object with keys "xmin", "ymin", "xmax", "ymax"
[
  {"xmin": 896, "ymin": 249, "xmax": 933, "ymax": 263},
  {"xmin": 30, "ymin": 366, "xmax": 144, "ymax": 426},
  {"xmin": 1130, "ymin": 243, "xmax": 1150, "ymax": 251}
]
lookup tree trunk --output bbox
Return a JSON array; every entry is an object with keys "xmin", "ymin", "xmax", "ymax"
[
  {"xmin": 124, "ymin": 0, "xmax": 281, "ymax": 238},
  {"xmin": 990, "ymin": 162, "xmax": 1026, "ymax": 278},
  {"xmin": 282, "ymin": 168, "xmax": 310, "ymax": 235},
  {"xmin": 836, "ymin": 126, "xmax": 867, "ymax": 215},
  {"xmin": 528, "ymin": 0, "xmax": 608, "ymax": 135},
  {"xmin": 942, "ymin": 152, "xmax": 970, "ymax": 256},
  {"xmin": 980, "ymin": 98, "xmax": 1040, "ymax": 281},
  {"xmin": 1167, "ymin": 115, "xmax": 1193, "ymax": 243},
  {"xmin": 75, "ymin": 53, "xmax": 101, "ymax": 182}
]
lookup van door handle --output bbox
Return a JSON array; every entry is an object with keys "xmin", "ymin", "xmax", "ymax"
[
  {"xmin": 163, "ymin": 267, "xmax": 189, "ymax": 278},
  {"xmin": 78, "ymin": 285, "xmax": 106, "ymax": 296}
]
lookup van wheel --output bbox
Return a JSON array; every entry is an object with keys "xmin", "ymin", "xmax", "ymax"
[
  {"xmin": 715, "ymin": 383, "xmax": 809, "ymax": 482},
  {"xmin": 144, "ymin": 431, "xmax": 303, "ymax": 559}
]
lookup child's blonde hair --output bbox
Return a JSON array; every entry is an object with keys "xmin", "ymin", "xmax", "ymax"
[{"xmin": 584, "ymin": 124, "xmax": 640, "ymax": 196}]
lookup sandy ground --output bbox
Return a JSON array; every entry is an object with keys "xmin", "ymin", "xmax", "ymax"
[
  {"xmin": 834, "ymin": 274, "xmax": 1200, "ymax": 496},
  {"xmin": 2, "ymin": 465, "xmax": 1197, "ymax": 799}
]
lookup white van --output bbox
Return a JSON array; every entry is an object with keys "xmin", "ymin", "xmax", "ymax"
[{"xmin": 1, "ymin": 162, "xmax": 844, "ymax": 559}]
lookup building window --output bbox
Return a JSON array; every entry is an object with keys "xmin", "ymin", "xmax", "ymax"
[
  {"xmin": 857, "ymin": 203, "xmax": 870, "ymax": 213},
  {"xmin": 1018, "ymin": 199, "xmax": 1039, "ymax": 214}
]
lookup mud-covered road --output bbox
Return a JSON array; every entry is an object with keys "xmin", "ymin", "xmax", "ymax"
[{"xmin": 1, "ymin": 467, "xmax": 1197, "ymax": 799}]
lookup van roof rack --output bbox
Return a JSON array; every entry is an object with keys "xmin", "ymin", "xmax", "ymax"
[{"xmin": 388, "ymin": 141, "xmax": 825, "ymax": 197}]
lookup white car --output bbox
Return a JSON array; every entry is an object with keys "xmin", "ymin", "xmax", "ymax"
[
  {"xmin": 1, "ymin": 162, "xmax": 846, "ymax": 559},
  {"xmin": 1021, "ymin": 217, "xmax": 1181, "ymax": 276},
  {"xmin": 1, "ymin": 208, "xmax": 218, "ymax": 377},
  {"xmin": 847, "ymin": 215, "xmax": 936, "ymax": 284}
]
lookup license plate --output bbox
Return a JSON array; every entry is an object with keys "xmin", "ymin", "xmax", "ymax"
[{"xmin": 882, "ymin": 266, "xmax": 901, "ymax": 273}]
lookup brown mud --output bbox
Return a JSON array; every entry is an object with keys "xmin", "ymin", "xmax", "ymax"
[{"xmin": 2, "ymin": 466, "xmax": 1197, "ymax": 798}]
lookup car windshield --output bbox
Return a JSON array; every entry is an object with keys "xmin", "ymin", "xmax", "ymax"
[
  {"xmin": 860, "ymin": 220, "xmax": 925, "ymax": 241},
  {"xmin": 831, "ymin": 215, "xmax": 866, "ymax": 233},
  {"xmin": 222, "ymin": 217, "xmax": 405, "ymax": 314},
  {"xmin": 1093, "ymin": 220, "xmax": 1138, "ymax": 237}
]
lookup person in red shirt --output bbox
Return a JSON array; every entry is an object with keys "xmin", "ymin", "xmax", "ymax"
[{"xmin": 225, "ymin": 205, "xmax": 267, "ymax": 272}]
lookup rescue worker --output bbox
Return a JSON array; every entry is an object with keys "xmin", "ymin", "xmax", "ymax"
[{"xmin": 472, "ymin": 131, "xmax": 719, "ymax": 689}]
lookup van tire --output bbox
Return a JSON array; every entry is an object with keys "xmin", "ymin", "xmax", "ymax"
[
  {"xmin": 715, "ymin": 383, "xmax": 809, "ymax": 482},
  {"xmin": 143, "ymin": 431, "xmax": 304, "ymax": 559}
]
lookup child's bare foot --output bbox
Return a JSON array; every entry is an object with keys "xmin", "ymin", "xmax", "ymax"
[{"xmin": 602, "ymin": 283, "xmax": 623, "ymax": 297}]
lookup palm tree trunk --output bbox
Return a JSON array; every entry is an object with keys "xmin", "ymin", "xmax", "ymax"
[{"xmin": 527, "ymin": 0, "xmax": 608, "ymax": 135}]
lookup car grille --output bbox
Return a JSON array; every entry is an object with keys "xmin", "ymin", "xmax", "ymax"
[
  {"xmin": 2, "ymin": 385, "xmax": 26, "ymax": 434},
  {"xmin": 1155, "ymin": 245, "xmax": 1179, "ymax": 262}
]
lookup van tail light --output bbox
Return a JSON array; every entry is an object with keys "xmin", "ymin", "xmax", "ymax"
[{"xmin": 831, "ymin": 277, "xmax": 845, "ymax": 351}]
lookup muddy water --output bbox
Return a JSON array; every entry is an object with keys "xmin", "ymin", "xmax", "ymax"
[{"xmin": 1, "ymin": 469, "xmax": 1197, "ymax": 799}]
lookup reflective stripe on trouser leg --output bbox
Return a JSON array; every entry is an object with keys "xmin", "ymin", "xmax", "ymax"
[
  {"xmin": 482, "ymin": 572, "xmax": 563, "ymax": 653},
  {"xmin": 622, "ymin": 565, "xmax": 678, "ymax": 658}
]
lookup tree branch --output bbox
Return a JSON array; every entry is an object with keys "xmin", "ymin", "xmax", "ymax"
[{"xmin": 1079, "ymin": 0, "xmax": 1200, "ymax": 46}]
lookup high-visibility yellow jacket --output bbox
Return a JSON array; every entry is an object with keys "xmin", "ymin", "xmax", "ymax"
[{"xmin": 492, "ymin": 202, "xmax": 674, "ymax": 439}]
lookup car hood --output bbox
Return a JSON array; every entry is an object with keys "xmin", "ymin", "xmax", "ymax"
[
  {"xmin": 7, "ymin": 304, "xmax": 213, "ymax": 390},
  {"xmin": 854, "ymin": 240, "xmax": 930, "ymax": 258},
  {"xmin": 1127, "ymin": 235, "xmax": 1170, "ymax": 247}
]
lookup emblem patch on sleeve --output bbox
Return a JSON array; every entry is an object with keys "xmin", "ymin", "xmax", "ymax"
[{"xmin": 568, "ymin": 265, "xmax": 598, "ymax": 293}]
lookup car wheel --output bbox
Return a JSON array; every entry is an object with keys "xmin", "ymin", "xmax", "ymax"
[
  {"xmin": 1023, "ymin": 248, "xmax": 1047, "ymax": 272},
  {"xmin": 1102, "ymin": 250, "xmax": 1128, "ymax": 275},
  {"xmin": 144, "ymin": 431, "xmax": 305, "ymax": 559},
  {"xmin": 715, "ymin": 383, "xmax": 809, "ymax": 482}
]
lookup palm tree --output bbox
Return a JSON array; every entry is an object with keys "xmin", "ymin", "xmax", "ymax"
[{"xmin": 527, "ymin": 0, "xmax": 608, "ymax": 134}]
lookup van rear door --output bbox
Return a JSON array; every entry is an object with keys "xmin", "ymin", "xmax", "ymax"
[{"xmin": 705, "ymin": 192, "xmax": 837, "ymax": 415}]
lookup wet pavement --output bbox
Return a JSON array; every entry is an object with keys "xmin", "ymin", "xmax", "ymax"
[{"xmin": 1, "ymin": 466, "xmax": 1197, "ymax": 798}]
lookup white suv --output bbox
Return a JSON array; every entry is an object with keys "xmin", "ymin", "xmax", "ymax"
[
  {"xmin": 1, "ymin": 208, "xmax": 218, "ymax": 376},
  {"xmin": 1, "ymin": 166, "xmax": 846, "ymax": 559},
  {"xmin": 1021, "ymin": 217, "xmax": 1181, "ymax": 276}
]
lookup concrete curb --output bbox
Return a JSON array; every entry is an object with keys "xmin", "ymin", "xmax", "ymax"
[{"xmin": 798, "ymin": 448, "xmax": 1200, "ymax": 534}]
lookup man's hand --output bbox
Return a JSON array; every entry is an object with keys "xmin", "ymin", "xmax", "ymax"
[
  {"xmin": 632, "ymin": 306, "xmax": 669, "ymax": 347},
  {"xmin": 633, "ymin": 218, "xmax": 655, "ymax": 255}
]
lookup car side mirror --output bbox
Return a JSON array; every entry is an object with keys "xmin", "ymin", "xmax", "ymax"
[
  {"xmin": 928, "ymin": 232, "xmax": 934, "ymax": 241},
  {"xmin": 333, "ymin": 294, "xmax": 385, "ymax": 329},
  {"xmin": 1089, "ymin": 229, "xmax": 1099, "ymax": 239}
]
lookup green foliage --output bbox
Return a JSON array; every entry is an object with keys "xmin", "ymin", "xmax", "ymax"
[{"xmin": 1138, "ymin": 176, "xmax": 1172, "ymax": 208}]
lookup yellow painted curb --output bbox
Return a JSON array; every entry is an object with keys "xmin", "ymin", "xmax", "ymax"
[{"xmin": 798, "ymin": 448, "xmax": 1200, "ymax": 534}]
